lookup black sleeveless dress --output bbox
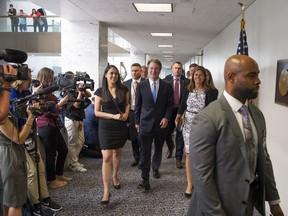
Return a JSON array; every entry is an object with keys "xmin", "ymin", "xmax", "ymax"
[{"xmin": 95, "ymin": 87, "xmax": 128, "ymax": 150}]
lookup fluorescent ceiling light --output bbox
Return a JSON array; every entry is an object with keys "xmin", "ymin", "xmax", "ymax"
[
  {"xmin": 133, "ymin": 3, "xmax": 173, "ymax": 12},
  {"xmin": 162, "ymin": 51, "xmax": 173, "ymax": 54},
  {"xmin": 163, "ymin": 55, "xmax": 173, "ymax": 58},
  {"xmin": 151, "ymin": 33, "xmax": 173, "ymax": 37},
  {"xmin": 158, "ymin": 45, "xmax": 173, "ymax": 48}
]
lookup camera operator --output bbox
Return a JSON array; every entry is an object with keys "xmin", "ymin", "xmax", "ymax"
[
  {"xmin": 63, "ymin": 71, "xmax": 92, "ymax": 172},
  {"xmin": 10, "ymin": 74, "xmax": 62, "ymax": 215},
  {"xmin": 0, "ymin": 64, "xmax": 17, "ymax": 215},
  {"xmin": 0, "ymin": 99, "xmax": 39, "ymax": 216},
  {"xmin": 35, "ymin": 67, "xmax": 71, "ymax": 189}
]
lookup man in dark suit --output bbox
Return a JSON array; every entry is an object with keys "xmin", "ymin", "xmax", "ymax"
[
  {"xmin": 187, "ymin": 54, "xmax": 283, "ymax": 216},
  {"xmin": 124, "ymin": 63, "xmax": 145, "ymax": 167},
  {"xmin": 164, "ymin": 61, "xmax": 189, "ymax": 169},
  {"xmin": 135, "ymin": 59, "xmax": 174, "ymax": 190}
]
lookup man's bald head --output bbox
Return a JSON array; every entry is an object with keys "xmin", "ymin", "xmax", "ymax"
[{"xmin": 224, "ymin": 54, "xmax": 261, "ymax": 103}]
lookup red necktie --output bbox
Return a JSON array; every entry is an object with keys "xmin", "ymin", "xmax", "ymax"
[{"xmin": 174, "ymin": 78, "xmax": 180, "ymax": 105}]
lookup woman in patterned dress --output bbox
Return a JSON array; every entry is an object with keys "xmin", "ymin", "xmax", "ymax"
[{"xmin": 175, "ymin": 66, "xmax": 218, "ymax": 197}]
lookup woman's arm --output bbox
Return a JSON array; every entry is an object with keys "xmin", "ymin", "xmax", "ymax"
[
  {"xmin": 121, "ymin": 91, "xmax": 130, "ymax": 121},
  {"xmin": 94, "ymin": 95, "xmax": 121, "ymax": 120},
  {"xmin": 0, "ymin": 104, "xmax": 39, "ymax": 144}
]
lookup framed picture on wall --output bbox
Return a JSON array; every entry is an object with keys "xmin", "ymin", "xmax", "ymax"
[{"xmin": 275, "ymin": 59, "xmax": 288, "ymax": 106}]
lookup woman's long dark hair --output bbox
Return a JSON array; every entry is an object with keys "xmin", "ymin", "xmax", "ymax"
[{"xmin": 101, "ymin": 65, "xmax": 126, "ymax": 102}]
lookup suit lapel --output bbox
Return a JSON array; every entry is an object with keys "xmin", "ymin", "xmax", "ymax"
[{"xmin": 219, "ymin": 96, "xmax": 249, "ymax": 163}]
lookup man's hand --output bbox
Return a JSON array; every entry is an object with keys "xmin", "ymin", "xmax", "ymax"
[
  {"xmin": 159, "ymin": 118, "xmax": 168, "ymax": 129},
  {"xmin": 270, "ymin": 204, "xmax": 284, "ymax": 216}
]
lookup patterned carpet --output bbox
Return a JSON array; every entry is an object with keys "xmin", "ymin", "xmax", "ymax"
[
  {"xmin": 49, "ymin": 141, "xmax": 262, "ymax": 216},
  {"xmin": 50, "ymin": 142, "xmax": 190, "ymax": 216}
]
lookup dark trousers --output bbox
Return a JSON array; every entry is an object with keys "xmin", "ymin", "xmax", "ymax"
[
  {"xmin": 38, "ymin": 126, "xmax": 68, "ymax": 181},
  {"xmin": 139, "ymin": 131, "xmax": 166, "ymax": 180},
  {"xmin": 131, "ymin": 139, "xmax": 140, "ymax": 161},
  {"xmin": 166, "ymin": 107, "xmax": 184, "ymax": 161}
]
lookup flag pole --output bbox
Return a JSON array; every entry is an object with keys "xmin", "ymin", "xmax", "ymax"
[{"xmin": 238, "ymin": 2, "xmax": 246, "ymax": 55}]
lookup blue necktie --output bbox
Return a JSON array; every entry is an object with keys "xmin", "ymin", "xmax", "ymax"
[
  {"xmin": 239, "ymin": 105, "xmax": 255, "ymax": 174},
  {"xmin": 152, "ymin": 81, "xmax": 157, "ymax": 103}
]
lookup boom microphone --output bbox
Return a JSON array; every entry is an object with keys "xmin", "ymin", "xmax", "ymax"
[
  {"xmin": 0, "ymin": 49, "xmax": 28, "ymax": 63},
  {"xmin": 13, "ymin": 85, "xmax": 60, "ymax": 104}
]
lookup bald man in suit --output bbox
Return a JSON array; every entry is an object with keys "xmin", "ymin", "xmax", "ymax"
[{"xmin": 187, "ymin": 55, "xmax": 283, "ymax": 216}]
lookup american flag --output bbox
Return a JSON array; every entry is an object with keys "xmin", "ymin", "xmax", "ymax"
[{"xmin": 237, "ymin": 19, "xmax": 249, "ymax": 56}]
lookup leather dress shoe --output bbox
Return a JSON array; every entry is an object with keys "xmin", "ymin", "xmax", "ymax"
[
  {"xmin": 176, "ymin": 160, "xmax": 184, "ymax": 169},
  {"xmin": 131, "ymin": 160, "xmax": 139, "ymax": 167},
  {"xmin": 153, "ymin": 170, "xmax": 161, "ymax": 179},
  {"xmin": 166, "ymin": 145, "xmax": 175, "ymax": 159},
  {"xmin": 138, "ymin": 180, "xmax": 150, "ymax": 191}
]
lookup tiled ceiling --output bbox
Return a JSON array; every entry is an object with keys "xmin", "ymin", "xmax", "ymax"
[{"xmin": 31, "ymin": 0, "xmax": 256, "ymax": 66}]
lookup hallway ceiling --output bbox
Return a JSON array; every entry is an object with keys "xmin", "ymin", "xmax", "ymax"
[{"xmin": 31, "ymin": 0, "xmax": 256, "ymax": 66}]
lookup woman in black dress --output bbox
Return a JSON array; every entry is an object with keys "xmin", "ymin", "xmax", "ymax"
[{"xmin": 94, "ymin": 65, "xmax": 129, "ymax": 204}]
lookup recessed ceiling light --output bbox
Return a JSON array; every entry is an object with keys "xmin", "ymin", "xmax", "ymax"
[
  {"xmin": 162, "ymin": 51, "xmax": 173, "ymax": 54},
  {"xmin": 151, "ymin": 33, "xmax": 173, "ymax": 37},
  {"xmin": 163, "ymin": 55, "xmax": 173, "ymax": 58},
  {"xmin": 158, "ymin": 45, "xmax": 173, "ymax": 48},
  {"xmin": 133, "ymin": 3, "xmax": 173, "ymax": 13}
]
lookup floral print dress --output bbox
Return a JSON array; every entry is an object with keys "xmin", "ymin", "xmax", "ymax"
[{"xmin": 182, "ymin": 90, "xmax": 206, "ymax": 153}]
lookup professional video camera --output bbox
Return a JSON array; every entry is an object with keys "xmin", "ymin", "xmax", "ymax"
[
  {"xmin": 0, "ymin": 49, "xmax": 30, "ymax": 82},
  {"xmin": 16, "ymin": 101, "xmax": 56, "ymax": 119},
  {"xmin": 57, "ymin": 71, "xmax": 94, "ymax": 93},
  {"xmin": 11, "ymin": 85, "xmax": 60, "ymax": 118}
]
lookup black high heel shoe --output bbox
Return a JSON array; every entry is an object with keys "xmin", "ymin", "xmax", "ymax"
[
  {"xmin": 113, "ymin": 183, "xmax": 121, "ymax": 190},
  {"xmin": 184, "ymin": 192, "xmax": 192, "ymax": 198},
  {"xmin": 100, "ymin": 193, "xmax": 111, "ymax": 205}
]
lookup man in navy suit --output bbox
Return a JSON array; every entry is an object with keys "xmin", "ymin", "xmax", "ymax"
[
  {"xmin": 135, "ymin": 59, "xmax": 174, "ymax": 190},
  {"xmin": 164, "ymin": 61, "xmax": 189, "ymax": 169},
  {"xmin": 124, "ymin": 63, "xmax": 145, "ymax": 167}
]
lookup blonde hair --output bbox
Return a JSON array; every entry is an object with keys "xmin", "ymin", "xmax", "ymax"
[
  {"xmin": 37, "ymin": 67, "xmax": 54, "ymax": 85},
  {"xmin": 11, "ymin": 68, "xmax": 31, "ymax": 90}
]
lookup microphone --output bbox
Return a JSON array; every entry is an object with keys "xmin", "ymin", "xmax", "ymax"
[
  {"xmin": 13, "ymin": 85, "xmax": 60, "ymax": 104},
  {"xmin": 0, "ymin": 49, "xmax": 28, "ymax": 63}
]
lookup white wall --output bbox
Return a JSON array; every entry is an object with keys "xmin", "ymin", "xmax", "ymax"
[{"xmin": 202, "ymin": 0, "xmax": 288, "ymax": 214}]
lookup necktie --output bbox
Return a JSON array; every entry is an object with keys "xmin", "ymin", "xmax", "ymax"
[
  {"xmin": 131, "ymin": 81, "xmax": 137, "ymax": 109},
  {"xmin": 238, "ymin": 105, "xmax": 255, "ymax": 175},
  {"xmin": 152, "ymin": 81, "xmax": 157, "ymax": 103},
  {"xmin": 174, "ymin": 78, "xmax": 180, "ymax": 105}
]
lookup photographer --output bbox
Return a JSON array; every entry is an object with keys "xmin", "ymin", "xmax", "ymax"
[
  {"xmin": 0, "ymin": 99, "xmax": 39, "ymax": 216},
  {"xmin": 35, "ymin": 67, "xmax": 71, "ymax": 189},
  {"xmin": 63, "ymin": 71, "xmax": 91, "ymax": 172},
  {"xmin": 0, "ymin": 64, "xmax": 17, "ymax": 215},
  {"xmin": 10, "ymin": 74, "xmax": 62, "ymax": 215}
]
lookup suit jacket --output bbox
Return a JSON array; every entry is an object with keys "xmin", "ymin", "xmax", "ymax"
[
  {"xmin": 177, "ymin": 88, "xmax": 218, "ymax": 115},
  {"xmin": 163, "ymin": 74, "xmax": 189, "ymax": 108},
  {"xmin": 134, "ymin": 79, "xmax": 174, "ymax": 136},
  {"xmin": 123, "ymin": 78, "xmax": 145, "ymax": 105},
  {"xmin": 187, "ymin": 95, "xmax": 280, "ymax": 216}
]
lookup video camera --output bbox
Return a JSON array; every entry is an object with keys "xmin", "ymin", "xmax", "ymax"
[
  {"xmin": 0, "ymin": 49, "xmax": 30, "ymax": 82},
  {"xmin": 16, "ymin": 101, "xmax": 56, "ymax": 119},
  {"xmin": 57, "ymin": 71, "xmax": 94, "ymax": 93}
]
